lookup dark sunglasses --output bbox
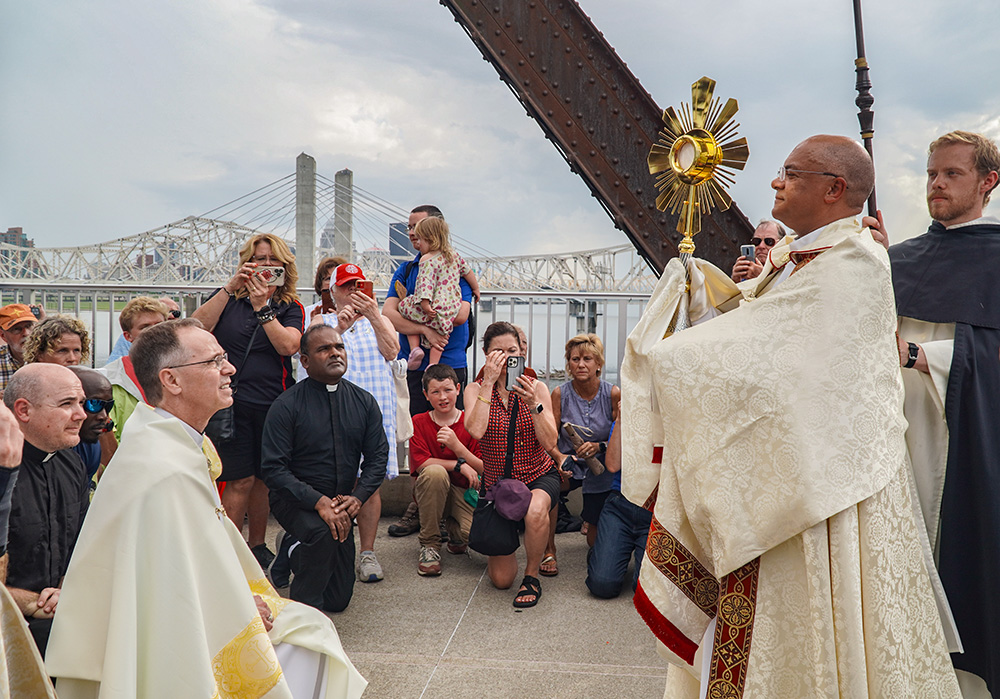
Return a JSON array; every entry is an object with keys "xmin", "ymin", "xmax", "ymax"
[
  {"xmin": 168, "ymin": 310, "xmax": 182, "ymax": 319},
  {"xmin": 751, "ymin": 237, "xmax": 778, "ymax": 247},
  {"xmin": 84, "ymin": 398, "xmax": 114, "ymax": 414}
]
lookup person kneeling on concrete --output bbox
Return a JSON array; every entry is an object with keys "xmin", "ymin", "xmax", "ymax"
[
  {"xmin": 261, "ymin": 324, "xmax": 387, "ymax": 612},
  {"xmin": 409, "ymin": 364, "xmax": 483, "ymax": 576},
  {"xmin": 586, "ymin": 423, "xmax": 652, "ymax": 599}
]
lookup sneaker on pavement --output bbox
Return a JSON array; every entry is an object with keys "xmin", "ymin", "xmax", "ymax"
[
  {"xmin": 446, "ymin": 541, "xmax": 468, "ymax": 555},
  {"xmin": 418, "ymin": 546, "xmax": 442, "ymax": 576},
  {"xmin": 251, "ymin": 544, "xmax": 275, "ymax": 570},
  {"xmin": 357, "ymin": 550, "xmax": 384, "ymax": 582},
  {"xmin": 388, "ymin": 502, "xmax": 420, "ymax": 537}
]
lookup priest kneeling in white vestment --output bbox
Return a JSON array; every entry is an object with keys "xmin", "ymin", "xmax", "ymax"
[
  {"xmin": 621, "ymin": 135, "xmax": 961, "ymax": 697},
  {"xmin": 45, "ymin": 318, "xmax": 367, "ymax": 699}
]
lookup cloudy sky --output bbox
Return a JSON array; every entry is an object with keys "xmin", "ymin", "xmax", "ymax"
[{"xmin": 2, "ymin": 0, "xmax": 999, "ymax": 261}]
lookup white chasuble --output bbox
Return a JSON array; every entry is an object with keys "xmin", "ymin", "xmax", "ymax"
[
  {"xmin": 622, "ymin": 217, "xmax": 960, "ymax": 698},
  {"xmin": 44, "ymin": 405, "xmax": 366, "ymax": 699}
]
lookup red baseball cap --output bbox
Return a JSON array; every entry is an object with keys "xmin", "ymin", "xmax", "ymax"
[{"xmin": 334, "ymin": 263, "xmax": 366, "ymax": 287}]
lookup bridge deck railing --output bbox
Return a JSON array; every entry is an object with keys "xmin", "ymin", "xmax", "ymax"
[{"xmin": 1, "ymin": 283, "xmax": 652, "ymax": 386}]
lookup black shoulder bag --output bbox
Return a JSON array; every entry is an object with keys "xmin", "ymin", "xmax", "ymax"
[
  {"xmin": 204, "ymin": 323, "xmax": 260, "ymax": 446},
  {"xmin": 468, "ymin": 394, "xmax": 522, "ymax": 556}
]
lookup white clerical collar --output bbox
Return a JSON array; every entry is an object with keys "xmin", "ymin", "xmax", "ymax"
[
  {"xmin": 326, "ymin": 382, "xmax": 339, "ymax": 392},
  {"xmin": 153, "ymin": 407, "xmax": 204, "ymax": 447},
  {"xmin": 946, "ymin": 215, "xmax": 1000, "ymax": 230},
  {"xmin": 788, "ymin": 223, "xmax": 830, "ymax": 250}
]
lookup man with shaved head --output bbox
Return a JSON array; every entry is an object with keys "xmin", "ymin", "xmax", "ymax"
[
  {"xmin": 67, "ymin": 367, "xmax": 113, "ymax": 483},
  {"xmin": 622, "ymin": 135, "xmax": 960, "ymax": 696},
  {"xmin": 3, "ymin": 363, "xmax": 89, "ymax": 657}
]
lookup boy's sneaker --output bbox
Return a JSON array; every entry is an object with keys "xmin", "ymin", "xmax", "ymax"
[
  {"xmin": 446, "ymin": 541, "xmax": 468, "ymax": 555},
  {"xmin": 388, "ymin": 502, "xmax": 420, "ymax": 537},
  {"xmin": 418, "ymin": 546, "xmax": 442, "ymax": 576},
  {"xmin": 357, "ymin": 550, "xmax": 384, "ymax": 582}
]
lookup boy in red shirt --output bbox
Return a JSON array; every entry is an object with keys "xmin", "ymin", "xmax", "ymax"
[{"xmin": 409, "ymin": 365, "xmax": 483, "ymax": 576}]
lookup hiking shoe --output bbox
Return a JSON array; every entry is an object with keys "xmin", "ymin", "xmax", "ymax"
[
  {"xmin": 388, "ymin": 502, "xmax": 420, "ymax": 537},
  {"xmin": 357, "ymin": 551, "xmax": 384, "ymax": 582},
  {"xmin": 418, "ymin": 546, "xmax": 442, "ymax": 576},
  {"xmin": 251, "ymin": 544, "xmax": 275, "ymax": 570},
  {"xmin": 446, "ymin": 541, "xmax": 468, "ymax": 555}
]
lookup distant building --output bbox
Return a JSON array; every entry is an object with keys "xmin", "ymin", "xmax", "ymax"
[
  {"xmin": 0, "ymin": 227, "xmax": 33, "ymax": 248},
  {"xmin": 389, "ymin": 222, "xmax": 410, "ymax": 260}
]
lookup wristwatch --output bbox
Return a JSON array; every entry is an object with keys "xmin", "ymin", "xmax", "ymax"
[
  {"xmin": 598, "ymin": 441, "xmax": 607, "ymax": 454},
  {"xmin": 532, "ymin": 403, "xmax": 543, "ymax": 414},
  {"xmin": 904, "ymin": 342, "xmax": 919, "ymax": 368},
  {"xmin": 453, "ymin": 458, "xmax": 466, "ymax": 474}
]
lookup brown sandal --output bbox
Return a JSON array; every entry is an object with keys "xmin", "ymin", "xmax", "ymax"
[{"xmin": 539, "ymin": 554, "xmax": 558, "ymax": 577}]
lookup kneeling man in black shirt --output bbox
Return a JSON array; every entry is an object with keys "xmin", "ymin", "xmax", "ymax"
[{"xmin": 261, "ymin": 325, "xmax": 387, "ymax": 612}]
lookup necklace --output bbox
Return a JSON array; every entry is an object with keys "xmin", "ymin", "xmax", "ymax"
[{"xmin": 430, "ymin": 410, "xmax": 461, "ymax": 427}]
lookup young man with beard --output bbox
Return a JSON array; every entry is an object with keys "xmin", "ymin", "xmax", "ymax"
[{"xmin": 877, "ymin": 131, "xmax": 1000, "ymax": 698}]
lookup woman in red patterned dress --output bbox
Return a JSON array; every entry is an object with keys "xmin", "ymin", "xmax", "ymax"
[{"xmin": 464, "ymin": 321, "xmax": 559, "ymax": 608}]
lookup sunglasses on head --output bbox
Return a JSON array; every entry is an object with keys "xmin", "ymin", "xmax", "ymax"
[
  {"xmin": 84, "ymin": 398, "xmax": 114, "ymax": 414},
  {"xmin": 751, "ymin": 237, "xmax": 778, "ymax": 247}
]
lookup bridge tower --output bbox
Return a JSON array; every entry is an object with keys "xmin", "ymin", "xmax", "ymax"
[
  {"xmin": 295, "ymin": 153, "xmax": 317, "ymax": 277},
  {"xmin": 333, "ymin": 168, "xmax": 354, "ymax": 261}
]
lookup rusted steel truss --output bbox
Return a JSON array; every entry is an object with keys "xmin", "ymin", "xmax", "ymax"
[{"xmin": 440, "ymin": 0, "xmax": 755, "ymax": 273}]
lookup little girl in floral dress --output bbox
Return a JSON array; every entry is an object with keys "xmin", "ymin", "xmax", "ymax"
[{"xmin": 398, "ymin": 216, "xmax": 480, "ymax": 368}]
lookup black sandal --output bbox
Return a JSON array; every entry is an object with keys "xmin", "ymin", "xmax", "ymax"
[{"xmin": 513, "ymin": 575, "xmax": 542, "ymax": 608}]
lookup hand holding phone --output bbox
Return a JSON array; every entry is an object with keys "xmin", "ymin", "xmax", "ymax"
[
  {"xmin": 740, "ymin": 244, "xmax": 756, "ymax": 262},
  {"xmin": 355, "ymin": 280, "xmax": 374, "ymax": 299},
  {"xmin": 505, "ymin": 356, "xmax": 526, "ymax": 391},
  {"xmin": 255, "ymin": 266, "xmax": 286, "ymax": 287}
]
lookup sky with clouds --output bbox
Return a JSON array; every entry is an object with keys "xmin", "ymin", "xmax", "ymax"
[{"xmin": 2, "ymin": 0, "xmax": 999, "ymax": 262}]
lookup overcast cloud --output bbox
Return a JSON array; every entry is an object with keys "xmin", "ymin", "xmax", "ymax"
[{"xmin": 2, "ymin": 1, "xmax": 999, "ymax": 259}]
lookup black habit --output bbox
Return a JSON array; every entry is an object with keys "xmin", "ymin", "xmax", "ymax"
[{"xmin": 890, "ymin": 220, "xmax": 1000, "ymax": 694}]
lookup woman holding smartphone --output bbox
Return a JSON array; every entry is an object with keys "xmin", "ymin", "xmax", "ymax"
[
  {"xmin": 191, "ymin": 233, "xmax": 304, "ymax": 571},
  {"xmin": 464, "ymin": 321, "xmax": 558, "ymax": 608}
]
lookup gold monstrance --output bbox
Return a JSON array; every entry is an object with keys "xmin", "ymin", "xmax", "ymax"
[{"xmin": 648, "ymin": 77, "xmax": 749, "ymax": 260}]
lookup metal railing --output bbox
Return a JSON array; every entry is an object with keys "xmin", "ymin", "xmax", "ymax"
[{"xmin": 1, "ymin": 282, "xmax": 651, "ymax": 386}]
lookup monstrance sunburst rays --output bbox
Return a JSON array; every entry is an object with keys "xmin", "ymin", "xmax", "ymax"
[{"xmin": 648, "ymin": 76, "xmax": 750, "ymax": 258}]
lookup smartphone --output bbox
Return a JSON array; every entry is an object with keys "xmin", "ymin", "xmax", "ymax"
[
  {"xmin": 505, "ymin": 356, "xmax": 526, "ymax": 391},
  {"xmin": 255, "ymin": 266, "xmax": 285, "ymax": 286},
  {"xmin": 320, "ymin": 289, "xmax": 335, "ymax": 313},
  {"xmin": 740, "ymin": 244, "xmax": 756, "ymax": 262},
  {"xmin": 29, "ymin": 304, "xmax": 42, "ymax": 318},
  {"xmin": 356, "ymin": 280, "xmax": 374, "ymax": 299}
]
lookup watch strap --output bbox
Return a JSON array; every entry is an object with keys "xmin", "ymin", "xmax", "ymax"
[{"xmin": 904, "ymin": 342, "xmax": 919, "ymax": 368}]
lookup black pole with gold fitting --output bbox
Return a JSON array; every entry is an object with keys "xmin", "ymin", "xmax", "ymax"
[{"xmin": 852, "ymin": 0, "xmax": 878, "ymax": 218}]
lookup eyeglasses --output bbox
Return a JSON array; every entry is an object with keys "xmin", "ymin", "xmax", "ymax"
[
  {"xmin": 83, "ymin": 398, "xmax": 114, "ymax": 414},
  {"xmin": 751, "ymin": 237, "xmax": 778, "ymax": 247},
  {"xmin": 167, "ymin": 352, "xmax": 229, "ymax": 371},
  {"xmin": 776, "ymin": 166, "xmax": 848, "ymax": 187},
  {"xmin": 168, "ymin": 310, "xmax": 181, "ymax": 319}
]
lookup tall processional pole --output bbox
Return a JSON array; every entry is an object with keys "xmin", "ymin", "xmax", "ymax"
[{"xmin": 852, "ymin": 0, "xmax": 878, "ymax": 219}]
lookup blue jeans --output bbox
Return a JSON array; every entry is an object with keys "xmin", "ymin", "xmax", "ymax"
[{"xmin": 585, "ymin": 491, "xmax": 653, "ymax": 599}]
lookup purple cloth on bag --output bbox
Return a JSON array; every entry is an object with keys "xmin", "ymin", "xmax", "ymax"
[{"xmin": 487, "ymin": 479, "xmax": 532, "ymax": 520}]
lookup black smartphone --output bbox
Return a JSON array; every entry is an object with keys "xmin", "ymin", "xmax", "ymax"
[{"xmin": 505, "ymin": 356, "xmax": 526, "ymax": 391}]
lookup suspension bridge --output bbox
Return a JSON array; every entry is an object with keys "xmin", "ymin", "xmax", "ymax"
[{"xmin": 0, "ymin": 155, "xmax": 656, "ymax": 293}]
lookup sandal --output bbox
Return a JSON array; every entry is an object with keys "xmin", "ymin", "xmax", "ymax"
[
  {"xmin": 513, "ymin": 575, "xmax": 542, "ymax": 608},
  {"xmin": 539, "ymin": 554, "xmax": 558, "ymax": 577}
]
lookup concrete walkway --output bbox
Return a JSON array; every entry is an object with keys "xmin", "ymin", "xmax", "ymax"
[{"xmin": 269, "ymin": 517, "xmax": 669, "ymax": 698}]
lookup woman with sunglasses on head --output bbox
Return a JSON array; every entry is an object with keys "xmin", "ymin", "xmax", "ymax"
[
  {"xmin": 192, "ymin": 233, "xmax": 304, "ymax": 571},
  {"xmin": 731, "ymin": 219, "xmax": 786, "ymax": 283}
]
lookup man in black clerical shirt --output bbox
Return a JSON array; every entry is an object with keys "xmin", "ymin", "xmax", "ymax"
[
  {"xmin": 261, "ymin": 324, "xmax": 387, "ymax": 613},
  {"xmin": 3, "ymin": 363, "xmax": 89, "ymax": 656},
  {"xmin": 875, "ymin": 130, "xmax": 1000, "ymax": 696}
]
